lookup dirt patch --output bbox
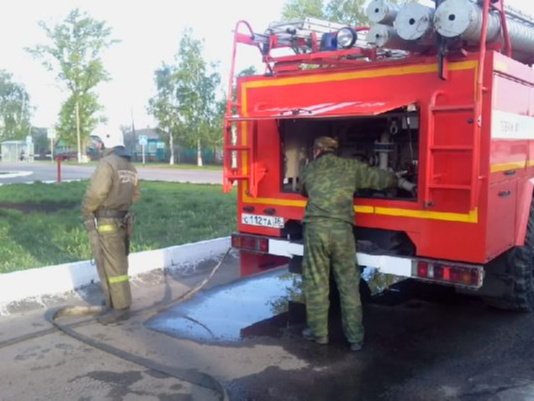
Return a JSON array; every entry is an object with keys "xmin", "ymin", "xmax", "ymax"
[{"xmin": 0, "ymin": 201, "xmax": 78, "ymax": 213}]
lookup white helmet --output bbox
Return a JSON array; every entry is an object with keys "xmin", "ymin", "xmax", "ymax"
[{"xmin": 100, "ymin": 128, "xmax": 124, "ymax": 148}]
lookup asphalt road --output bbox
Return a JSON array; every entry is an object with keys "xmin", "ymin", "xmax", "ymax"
[
  {"xmin": 2, "ymin": 254, "xmax": 534, "ymax": 401},
  {"xmin": 0, "ymin": 161, "xmax": 222, "ymax": 184}
]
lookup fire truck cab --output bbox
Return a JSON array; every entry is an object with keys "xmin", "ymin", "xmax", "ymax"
[{"xmin": 224, "ymin": 0, "xmax": 534, "ymax": 311}]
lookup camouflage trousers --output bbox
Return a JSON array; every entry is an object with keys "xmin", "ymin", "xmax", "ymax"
[
  {"xmin": 89, "ymin": 217, "xmax": 132, "ymax": 310},
  {"xmin": 302, "ymin": 220, "xmax": 363, "ymax": 344}
]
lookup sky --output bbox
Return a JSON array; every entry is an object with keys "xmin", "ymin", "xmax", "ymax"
[
  {"xmin": 0, "ymin": 0, "xmax": 532, "ymax": 131},
  {"xmin": 0, "ymin": 0, "xmax": 287, "ymax": 130}
]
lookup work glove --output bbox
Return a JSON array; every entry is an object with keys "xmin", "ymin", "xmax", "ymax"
[{"xmin": 397, "ymin": 177, "xmax": 416, "ymax": 193}]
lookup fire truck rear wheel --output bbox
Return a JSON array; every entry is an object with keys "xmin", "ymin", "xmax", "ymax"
[{"xmin": 483, "ymin": 202, "xmax": 534, "ymax": 312}]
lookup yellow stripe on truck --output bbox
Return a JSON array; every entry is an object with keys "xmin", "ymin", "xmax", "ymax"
[
  {"xmin": 243, "ymin": 60, "xmax": 478, "ymax": 89},
  {"xmin": 241, "ymin": 192, "xmax": 479, "ymax": 223},
  {"xmin": 491, "ymin": 161, "xmax": 526, "ymax": 173}
]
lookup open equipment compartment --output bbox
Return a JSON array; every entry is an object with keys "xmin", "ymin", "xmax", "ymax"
[{"xmin": 281, "ymin": 105, "xmax": 419, "ymax": 201}]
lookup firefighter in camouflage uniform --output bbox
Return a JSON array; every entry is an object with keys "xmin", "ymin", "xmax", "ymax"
[
  {"xmin": 300, "ymin": 136, "xmax": 415, "ymax": 351},
  {"xmin": 82, "ymin": 128, "xmax": 140, "ymax": 325}
]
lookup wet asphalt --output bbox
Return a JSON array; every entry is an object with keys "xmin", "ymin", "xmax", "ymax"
[
  {"xmin": 2, "ymin": 257, "xmax": 534, "ymax": 401},
  {"xmin": 148, "ymin": 266, "xmax": 534, "ymax": 401}
]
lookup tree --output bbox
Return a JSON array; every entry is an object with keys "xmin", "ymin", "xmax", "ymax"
[
  {"xmin": 281, "ymin": 0, "xmax": 405, "ymax": 25},
  {"xmin": 31, "ymin": 127, "xmax": 49, "ymax": 159},
  {"xmin": 0, "ymin": 70, "xmax": 31, "ymax": 141},
  {"xmin": 27, "ymin": 8, "xmax": 118, "ymax": 162},
  {"xmin": 148, "ymin": 64, "xmax": 183, "ymax": 164},
  {"xmin": 238, "ymin": 66, "xmax": 257, "ymax": 78},
  {"xmin": 282, "ymin": 0, "xmax": 325, "ymax": 20},
  {"xmin": 148, "ymin": 28, "xmax": 221, "ymax": 166},
  {"xmin": 175, "ymin": 30, "xmax": 221, "ymax": 167},
  {"xmin": 205, "ymin": 98, "xmax": 226, "ymax": 158},
  {"xmin": 325, "ymin": 0, "xmax": 368, "ymax": 25}
]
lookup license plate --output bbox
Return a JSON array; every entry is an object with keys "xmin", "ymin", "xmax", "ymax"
[{"xmin": 241, "ymin": 213, "xmax": 284, "ymax": 228}]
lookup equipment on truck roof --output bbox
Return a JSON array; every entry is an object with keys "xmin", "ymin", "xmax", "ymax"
[
  {"xmin": 434, "ymin": 0, "xmax": 534, "ymax": 59},
  {"xmin": 229, "ymin": 0, "xmax": 534, "ymax": 72}
]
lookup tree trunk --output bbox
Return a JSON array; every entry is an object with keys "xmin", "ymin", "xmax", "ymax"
[
  {"xmin": 75, "ymin": 100, "xmax": 82, "ymax": 163},
  {"xmin": 169, "ymin": 131, "xmax": 175, "ymax": 165},
  {"xmin": 197, "ymin": 138, "xmax": 203, "ymax": 167}
]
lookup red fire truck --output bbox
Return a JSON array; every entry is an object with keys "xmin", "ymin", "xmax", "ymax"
[{"xmin": 223, "ymin": 0, "xmax": 534, "ymax": 311}]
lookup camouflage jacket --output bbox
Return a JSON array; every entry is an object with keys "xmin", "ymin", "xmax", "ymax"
[
  {"xmin": 300, "ymin": 153, "xmax": 397, "ymax": 225},
  {"xmin": 82, "ymin": 147, "xmax": 140, "ymax": 220}
]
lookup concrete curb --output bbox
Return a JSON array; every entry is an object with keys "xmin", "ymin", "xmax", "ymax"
[{"xmin": 0, "ymin": 236, "xmax": 230, "ymax": 311}]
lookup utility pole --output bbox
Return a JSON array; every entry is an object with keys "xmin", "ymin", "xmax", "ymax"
[{"xmin": 75, "ymin": 100, "xmax": 81, "ymax": 163}]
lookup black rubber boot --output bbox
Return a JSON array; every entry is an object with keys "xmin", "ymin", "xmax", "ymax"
[
  {"xmin": 349, "ymin": 342, "xmax": 363, "ymax": 352},
  {"xmin": 302, "ymin": 327, "xmax": 328, "ymax": 345}
]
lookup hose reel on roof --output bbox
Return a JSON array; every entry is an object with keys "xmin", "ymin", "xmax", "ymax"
[{"xmin": 366, "ymin": 0, "xmax": 534, "ymax": 62}]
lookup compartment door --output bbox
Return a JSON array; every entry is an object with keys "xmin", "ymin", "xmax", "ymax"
[{"xmin": 486, "ymin": 180, "xmax": 517, "ymax": 259}]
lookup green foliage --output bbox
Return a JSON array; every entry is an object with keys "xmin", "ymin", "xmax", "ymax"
[
  {"xmin": 281, "ymin": 0, "xmax": 404, "ymax": 25},
  {"xmin": 0, "ymin": 181, "xmax": 236, "ymax": 273},
  {"xmin": 148, "ymin": 28, "xmax": 222, "ymax": 166},
  {"xmin": 0, "ymin": 70, "xmax": 31, "ymax": 141},
  {"xmin": 32, "ymin": 127, "xmax": 49, "ymax": 156},
  {"xmin": 282, "ymin": 0, "xmax": 325, "ymax": 20},
  {"xmin": 26, "ymin": 8, "xmax": 118, "ymax": 150},
  {"xmin": 148, "ymin": 64, "xmax": 182, "ymax": 163},
  {"xmin": 58, "ymin": 92, "xmax": 102, "ymax": 147},
  {"xmin": 238, "ymin": 66, "xmax": 258, "ymax": 77},
  {"xmin": 205, "ymin": 98, "xmax": 225, "ymax": 153},
  {"xmin": 325, "ymin": 0, "xmax": 368, "ymax": 25}
]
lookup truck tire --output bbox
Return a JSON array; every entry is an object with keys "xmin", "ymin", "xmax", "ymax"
[{"xmin": 483, "ymin": 201, "xmax": 534, "ymax": 312}]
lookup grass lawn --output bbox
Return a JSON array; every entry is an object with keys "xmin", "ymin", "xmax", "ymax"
[{"xmin": 0, "ymin": 181, "xmax": 236, "ymax": 273}]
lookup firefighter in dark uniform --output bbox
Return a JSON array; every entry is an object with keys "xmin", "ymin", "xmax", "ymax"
[
  {"xmin": 300, "ymin": 136, "xmax": 415, "ymax": 351},
  {"xmin": 82, "ymin": 128, "xmax": 140, "ymax": 324}
]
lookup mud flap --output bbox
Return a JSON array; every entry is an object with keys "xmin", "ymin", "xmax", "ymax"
[{"xmin": 288, "ymin": 255, "xmax": 303, "ymax": 274}]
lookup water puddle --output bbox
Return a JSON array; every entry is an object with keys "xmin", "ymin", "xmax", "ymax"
[{"xmin": 146, "ymin": 268, "xmax": 302, "ymax": 343}]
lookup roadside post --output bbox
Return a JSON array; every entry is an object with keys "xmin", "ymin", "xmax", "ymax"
[
  {"xmin": 56, "ymin": 155, "xmax": 62, "ymax": 183},
  {"xmin": 139, "ymin": 135, "xmax": 148, "ymax": 165}
]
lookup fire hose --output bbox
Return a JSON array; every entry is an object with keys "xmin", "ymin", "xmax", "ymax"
[{"xmin": 0, "ymin": 248, "xmax": 233, "ymax": 401}]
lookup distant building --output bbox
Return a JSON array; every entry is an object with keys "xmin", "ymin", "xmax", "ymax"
[
  {"xmin": 1, "ymin": 140, "xmax": 33, "ymax": 162},
  {"xmin": 124, "ymin": 128, "xmax": 167, "ymax": 162},
  {"xmin": 122, "ymin": 127, "xmax": 222, "ymax": 165}
]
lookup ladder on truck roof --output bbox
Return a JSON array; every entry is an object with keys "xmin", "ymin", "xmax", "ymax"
[{"xmin": 221, "ymin": 18, "xmax": 373, "ymax": 195}]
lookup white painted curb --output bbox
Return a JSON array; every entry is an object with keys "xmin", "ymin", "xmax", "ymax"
[
  {"xmin": 0, "ymin": 171, "xmax": 33, "ymax": 179},
  {"xmin": 0, "ymin": 236, "xmax": 230, "ymax": 310}
]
